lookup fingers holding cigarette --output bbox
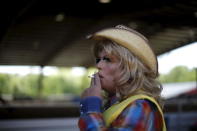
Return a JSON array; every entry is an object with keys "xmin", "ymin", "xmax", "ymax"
[
  {"xmin": 88, "ymin": 75, "xmax": 94, "ymax": 78},
  {"xmin": 81, "ymin": 73, "xmax": 102, "ymax": 98},
  {"xmin": 89, "ymin": 73, "xmax": 101, "ymax": 89}
]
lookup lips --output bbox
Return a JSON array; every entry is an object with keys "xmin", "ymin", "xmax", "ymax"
[{"xmin": 98, "ymin": 73, "xmax": 104, "ymax": 78}]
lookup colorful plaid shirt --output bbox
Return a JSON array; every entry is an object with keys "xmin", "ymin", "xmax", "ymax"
[{"xmin": 78, "ymin": 96, "xmax": 163, "ymax": 131}]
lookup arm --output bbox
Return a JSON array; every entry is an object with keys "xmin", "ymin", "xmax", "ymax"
[
  {"xmin": 78, "ymin": 73, "xmax": 106, "ymax": 131},
  {"xmin": 78, "ymin": 96, "xmax": 107, "ymax": 131}
]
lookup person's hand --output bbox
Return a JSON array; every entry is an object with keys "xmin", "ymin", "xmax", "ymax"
[{"xmin": 81, "ymin": 73, "xmax": 102, "ymax": 99}]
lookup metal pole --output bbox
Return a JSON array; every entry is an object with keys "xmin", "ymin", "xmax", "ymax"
[
  {"xmin": 38, "ymin": 66, "xmax": 44, "ymax": 99},
  {"xmin": 195, "ymin": 67, "xmax": 197, "ymax": 88}
]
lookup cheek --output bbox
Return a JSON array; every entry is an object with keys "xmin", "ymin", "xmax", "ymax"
[
  {"xmin": 104, "ymin": 67, "xmax": 120, "ymax": 84},
  {"xmin": 100, "ymin": 70, "xmax": 115, "ymax": 85},
  {"xmin": 105, "ymin": 69, "xmax": 117, "ymax": 81},
  {"xmin": 110, "ymin": 66, "xmax": 121, "ymax": 80}
]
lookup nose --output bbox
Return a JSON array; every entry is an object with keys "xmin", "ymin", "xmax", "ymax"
[{"xmin": 96, "ymin": 60, "xmax": 103, "ymax": 70}]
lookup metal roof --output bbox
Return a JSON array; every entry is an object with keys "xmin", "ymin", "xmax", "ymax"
[{"xmin": 0, "ymin": 0, "xmax": 197, "ymax": 67}]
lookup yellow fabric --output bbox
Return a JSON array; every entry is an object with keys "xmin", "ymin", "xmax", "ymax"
[{"xmin": 103, "ymin": 94, "xmax": 166, "ymax": 131}]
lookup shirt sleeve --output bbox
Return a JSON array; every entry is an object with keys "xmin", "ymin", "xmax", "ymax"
[
  {"xmin": 78, "ymin": 98, "xmax": 163, "ymax": 131},
  {"xmin": 78, "ymin": 96, "xmax": 107, "ymax": 131}
]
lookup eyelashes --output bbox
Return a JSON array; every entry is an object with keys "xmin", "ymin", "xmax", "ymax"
[
  {"xmin": 96, "ymin": 57, "xmax": 111, "ymax": 64},
  {"xmin": 96, "ymin": 58, "xmax": 101, "ymax": 64},
  {"xmin": 103, "ymin": 57, "xmax": 111, "ymax": 62}
]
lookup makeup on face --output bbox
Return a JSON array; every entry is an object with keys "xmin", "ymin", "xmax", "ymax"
[{"xmin": 96, "ymin": 56, "xmax": 111, "ymax": 64}]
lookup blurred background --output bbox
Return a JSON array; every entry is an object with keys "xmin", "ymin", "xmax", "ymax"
[{"xmin": 0, "ymin": 0, "xmax": 197, "ymax": 131}]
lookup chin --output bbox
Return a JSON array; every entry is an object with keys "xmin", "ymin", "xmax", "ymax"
[{"xmin": 102, "ymin": 87, "xmax": 114, "ymax": 95}]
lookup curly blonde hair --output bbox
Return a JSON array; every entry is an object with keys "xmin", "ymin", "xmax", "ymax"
[{"xmin": 93, "ymin": 39, "xmax": 163, "ymax": 107}]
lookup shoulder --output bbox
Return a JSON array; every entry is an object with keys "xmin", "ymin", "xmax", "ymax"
[
  {"xmin": 111, "ymin": 99, "xmax": 163, "ymax": 129},
  {"xmin": 124, "ymin": 99, "xmax": 159, "ymax": 115},
  {"xmin": 115, "ymin": 99, "xmax": 163, "ymax": 123}
]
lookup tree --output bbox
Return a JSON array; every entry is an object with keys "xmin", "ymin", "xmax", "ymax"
[
  {"xmin": 0, "ymin": 74, "xmax": 10, "ymax": 94},
  {"xmin": 159, "ymin": 66, "xmax": 196, "ymax": 83}
]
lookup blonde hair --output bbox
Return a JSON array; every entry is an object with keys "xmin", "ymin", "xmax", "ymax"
[{"xmin": 93, "ymin": 39, "xmax": 163, "ymax": 107}]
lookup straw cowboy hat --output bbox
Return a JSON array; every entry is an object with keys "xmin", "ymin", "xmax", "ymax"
[{"xmin": 87, "ymin": 25, "xmax": 158, "ymax": 77}]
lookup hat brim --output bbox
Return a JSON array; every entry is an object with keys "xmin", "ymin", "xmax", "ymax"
[{"xmin": 88, "ymin": 28, "xmax": 158, "ymax": 77}]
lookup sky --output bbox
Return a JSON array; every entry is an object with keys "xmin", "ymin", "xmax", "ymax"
[
  {"xmin": 0, "ymin": 42, "xmax": 196, "ymax": 76},
  {"xmin": 157, "ymin": 42, "xmax": 197, "ymax": 74}
]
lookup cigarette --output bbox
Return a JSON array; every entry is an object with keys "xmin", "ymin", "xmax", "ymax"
[{"xmin": 88, "ymin": 75, "xmax": 94, "ymax": 78}]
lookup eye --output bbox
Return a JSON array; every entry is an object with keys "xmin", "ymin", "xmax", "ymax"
[
  {"xmin": 96, "ymin": 58, "xmax": 101, "ymax": 64},
  {"xmin": 103, "ymin": 57, "xmax": 111, "ymax": 62}
]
